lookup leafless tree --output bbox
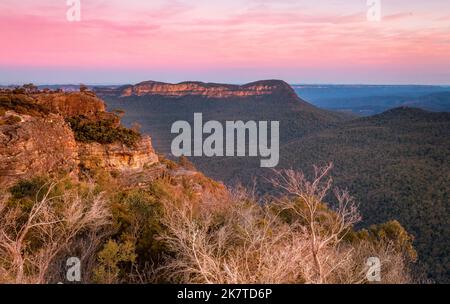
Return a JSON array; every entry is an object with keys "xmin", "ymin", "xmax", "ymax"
[
  {"xmin": 0, "ymin": 181, "xmax": 111, "ymax": 284},
  {"xmin": 270, "ymin": 163, "xmax": 361, "ymax": 283},
  {"xmin": 154, "ymin": 163, "xmax": 415, "ymax": 284},
  {"xmin": 157, "ymin": 193, "xmax": 316, "ymax": 284}
]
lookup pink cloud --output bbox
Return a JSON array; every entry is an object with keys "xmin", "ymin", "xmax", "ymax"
[
  {"xmin": 382, "ymin": 12, "xmax": 414, "ymax": 21},
  {"xmin": 0, "ymin": 0, "xmax": 449, "ymax": 84}
]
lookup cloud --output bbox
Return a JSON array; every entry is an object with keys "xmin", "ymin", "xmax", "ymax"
[
  {"xmin": 382, "ymin": 12, "xmax": 414, "ymax": 21},
  {"xmin": 0, "ymin": 0, "xmax": 449, "ymax": 84},
  {"xmin": 189, "ymin": 8, "xmax": 366, "ymax": 27}
]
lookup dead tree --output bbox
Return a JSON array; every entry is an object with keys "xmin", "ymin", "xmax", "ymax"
[
  {"xmin": 0, "ymin": 182, "xmax": 111, "ymax": 283},
  {"xmin": 271, "ymin": 163, "xmax": 361, "ymax": 283}
]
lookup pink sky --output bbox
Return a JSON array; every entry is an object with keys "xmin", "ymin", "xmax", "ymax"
[{"xmin": 1, "ymin": 0, "xmax": 449, "ymax": 84}]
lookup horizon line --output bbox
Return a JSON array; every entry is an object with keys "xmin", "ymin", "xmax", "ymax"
[{"xmin": 1, "ymin": 81, "xmax": 450, "ymax": 87}]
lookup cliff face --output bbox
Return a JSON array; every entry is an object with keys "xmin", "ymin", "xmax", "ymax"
[
  {"xmin": 78, "ymin": 136, "xmax": 158, "ymax": 172},
  {"xmin": 34, "ymin": 92, "xmax": 118, "ymax": 122},
  {"xmin": 0, "ymin": 90, "xmax": 158, "ymax": 188},
  {"xmin": 118, "ymin": 80, "xmax": 297, "ymax": 98},
  {"xmin": 0, "ymin": 110, "xmax": 79, "ymax": 188}
]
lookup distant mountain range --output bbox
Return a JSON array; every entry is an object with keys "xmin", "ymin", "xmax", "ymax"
[
  {"xmin": 291, "ymin": 84, "xmax": 450, "ymax": 115},
  {"xmin": 95, "ymin": 80, "xmax": 450, "ymax": 282},
  {"xmin": 401, "ymin": 92, "xmax": 450, "ymax": 112}
]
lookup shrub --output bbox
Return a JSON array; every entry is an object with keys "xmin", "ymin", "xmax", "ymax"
[
  {"xmin": 9, "ymin": 177, "xmax": 48, "ymax": 200},
  {"xmin": 66, "ymin": 116, "xmax": 141, "ymax": 147},
  {"xmin": 0, "ymin": 179, "xmax": 111, "ymax": 283},
  {"xmin": 79, "ymin": 84, "xmax": 88, "ymax": 92},
  {"xmin": 93, "ymin": 240, "xmax": 137, "ymax": 284},
  {"xmin": 0, "ymin": 93, "xmax": 50, "ymax": 116},
  {"xmin": 178, "ymin": 156, "xmax": 196, "ymax": 170},
  {"xmin": 22, "ymin": 83, "xmax": 38, "ymax": 93},
  {"xmin": 158, "ymin": 155, "xmax": 179, "ymax": 170}
]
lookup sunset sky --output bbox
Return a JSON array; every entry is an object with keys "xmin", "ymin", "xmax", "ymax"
[{"xmin": 1, "ymin": 0, "xmax": 449, "ymax": 85}]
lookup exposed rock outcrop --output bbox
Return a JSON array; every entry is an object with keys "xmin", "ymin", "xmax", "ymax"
[
  {"xmin": 34, "ymin": 92, "xmax": 118, "ymax": 122},
  {"xmin": 0, "ymin": 90, "xmax": 159, "ymax": 188},
  {"xmin": 78, "ymin": 136, "xmax": 158, "ymax": 172},
  {"xmin": 116, "ymin": 80, "xmax": 297, "ymax": 98},
  {"xmin": 0, "ymin": 110, "xmax": 79, "ymax": 188}
]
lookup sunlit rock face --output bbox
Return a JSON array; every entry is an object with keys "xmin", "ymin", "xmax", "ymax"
[
  {"xmin": 118, "ymin": 80, "xmax": 296, "ymax": 98},
  {"xmin": 0, "ymin": 91, "xmax": 159, "ymax": 188},
  {"xmin": 0, "ymin": 111, "xmax": 79, "ymax": 188},
  {"xmin": 34, "ymin": 92, "xmax": 118, "ymax": 122},
  {"xmin": 35, "ymin": 92, "xmax": 106, "ymax": 117},
  {"xmin": 77, "ymin": 136, "xmax": 158, "ymax": 172}
]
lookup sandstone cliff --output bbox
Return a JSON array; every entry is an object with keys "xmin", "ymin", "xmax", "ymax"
[
  {"xmin": 0, "ymin": 90, "xmax": 158, "ymax": 188},
  {"xmin": 34, "ymin": 92, "xmax": 119, "ymax": 123},
  {"xmin": 0, "ymin": 110, "xmax": 79, "ymax": 188},
  {"xmin": 78, "ymin": 136, "xmax": 158, "ymax": 172},
  {"xmin": 115, "ymin": 80, "xmax": 297, "ymax": 98}
]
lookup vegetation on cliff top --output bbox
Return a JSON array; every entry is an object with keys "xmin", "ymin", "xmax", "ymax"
[
  {"xmin": 0, "ymin": 93, "xmax": 51, "ymax": 117},
  {"xmin": 66, "ymin": 115, "xmax": 141, "ymax": 148},
  {"xmin": 0, "ymin": 86, "xmax": 142, "ymax": 148}
]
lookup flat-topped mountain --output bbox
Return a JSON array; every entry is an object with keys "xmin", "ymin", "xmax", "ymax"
[
  {"xmin": 97, "ymin": 79, "xmax": 300, "ymax": 99},
  {"xmin": 97, "ymin": 80, "xmax": 352, "ymax": 155}
]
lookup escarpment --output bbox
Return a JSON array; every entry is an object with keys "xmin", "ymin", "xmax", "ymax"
[
  {"xmin": 0, "ymin": 89, "xmax": 158, "ymax": 188},
  {"xmin": 77, "ymin": 136, "xmax": 158, "ymax": 172},
  {"xmin": 107, "ymin": 80, "xmax": 299, "ymax": 99},
  {"xmin": 34, "ymin": 92, "xmax": 106, "ymax": 118}
]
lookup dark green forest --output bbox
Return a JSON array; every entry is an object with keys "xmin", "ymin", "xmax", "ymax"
[{"xmin": 99, "ymin": 88, "xmax": 450, "ymax": 283}]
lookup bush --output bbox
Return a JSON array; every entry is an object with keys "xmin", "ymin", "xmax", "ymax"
[
  {"xmin": 1, "ymin": 179, "xmax": 111, "ymax": 283},
  {"xmin": 93, "ymin": 240, "xmax": 137, "ymax": 284},
  {"xmin": 158, "ymin": 155, "xmax": 179, "ymax": 170},
  {"xmin": 178, "ymin": 156, "xmax": 196, "ymax": 170},
  {"xmin": 9, "ymin": 177, "xmax": 47, "ymax": 200},
  {"xmin": 0, "ymin": 93, "xmax": 50, "ymax": 116},
  {"xmin": 66, "ymin": 115, "xmax": 141, "ymax": 147},
  {"xmin": 80, "ymin": 84, "xmax": 88, "ymax": 92}
]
